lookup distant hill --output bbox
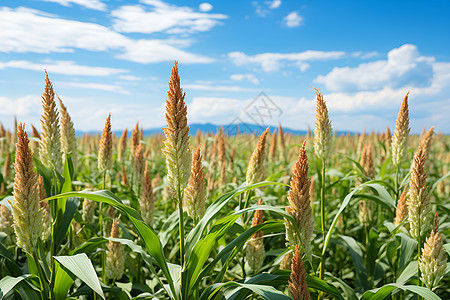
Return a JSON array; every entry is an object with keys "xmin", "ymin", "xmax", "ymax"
[{"xmin": 77, "ymin": 123, "xmax": 356, "ymax": 136}]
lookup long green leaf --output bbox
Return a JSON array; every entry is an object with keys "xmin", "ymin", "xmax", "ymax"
[
  {"xmin": 360, "ymin": 283, "xmax": 442, "ymax": 300},
  {"xmin": 199, "ymin": 281, "xmax": 291, "ymax": 300},
  {"xmin": 0, "ymin": 275, "xmax": 33, "ymax": 299},
  {"xmin": 46, "ymin": 190, "xmax": 176, "ymax": 299},
  {"xmin": 52, "ymin": 259, "xmax": 74, "ymax": 300},
  {"xmin": 54, "ymin": 253, "xmax": 105, "ymax": 299}
]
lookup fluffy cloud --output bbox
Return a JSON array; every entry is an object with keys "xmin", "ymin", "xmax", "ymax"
[
  {"xmin": 269, "ymin": 0, "xmax": 282, "ymax": 9},
  {"xmin": 40, "ymin": 0, "xmax": 107, "ymax": 11},
  {"xmin": 283, "ymin": 12, "xmax": 303, "ymax": 27},
  {"xmin": 230, "ymin": 74, "xmax": 259, "ymax": 85},
  {"xmin": 57, "ymin": 81, "xmax": 130, "ymax": 94},
  {"xmin": 229, "ymin": 50, "xmax": 345, "ymax": 72},
  {"xmin": 0, "ymin": 60, "xmax": 128, "ymax": 76},
  {"xmin": 184, "ymin": 84, "xmax": 259, "ymax": 92},
  {"xmin": 111, "ymin": 0, "xmax": 227, "ymax": 34},
  {"xmin": 199, "ymin": 2, "xmax": 213, "ymax": 12},
  {"xmin": 315, "ymin": 44, "xmax": 434, "ymax": 92},
  {"xmin": 0, "ymin": 7, "xmax": 214, "ymax": 64}
]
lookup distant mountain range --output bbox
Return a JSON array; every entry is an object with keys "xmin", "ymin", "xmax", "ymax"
[{"xmin": 77, "ymin": 122, "xmax": 357, "ymax": 136}]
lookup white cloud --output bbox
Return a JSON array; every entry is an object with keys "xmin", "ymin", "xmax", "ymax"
[
  {"xmin": 229, "ymin": 50, "xmax": 345, "ymax": 72},
  {"xmin": 40, "ymin": 0, "xmax": 107, "ymax": 11},
  {"xmin": 315, "ymin": 44, "xmax": 435, "ymax": 92},
  {"xmin": 57, "ymin": 81, "xmax": 130, "ymax": 94},
  {"xmin": 117, "ymin": 39, "xmax": 214, "ymax": 64},
  {"xmin": 184, "ymin": 84, "xmax": 259, "ymax": 92},
  {"xmin": 230, "ymin": 74, "xmax": 259, "ymax": 85},
  {"xmin": 199, "ymin": 2, "xmax": 213, "ymax": 12},
  {"xmin": 0, "ymin": 7, "xmax": 214, "ymax": 64},
  {"xmin": 283, "ymin": 12, "xmax": 303, "ymax": 27},
  {"xmin": 118, "ymin": 75, "xmax": 143, "ymax": 81},
  {"xmin": 269, "ymin": 0, "xmax": 282, "ymax": 9},
  {"xmin": 111, "ymin": 1, "xmax": 227, "ymax": 34},
  {"xmin": 0, "ymin": 60, "xmax": 129, "ymax": 76}
]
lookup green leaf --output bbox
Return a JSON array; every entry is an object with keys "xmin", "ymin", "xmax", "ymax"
[
  {"xmin": 306, "ymin": 275, "xmax": 345, "ymax": 300},
  {"xmin": 54, "ymin": 253, "xmax": 105, "ymax": 299},
  {"xmin": 199, "ymin": 281, "xmax": 291, "ymax": 300},
  {"xmin": 396, "ymin": 261, "xmax": 417, "ymax": 284},
  {"xmin": 185, "ymin": 181, "xmax": 287, "ymax": 261},
  {"xmin": 0, "ymin": 275, "xmax": 34, "ymax": 299},
  {"xmin": 360, "ymin": 283, "xmax": 442, "ymax": 300},
  {"xmin": 52, "ymin": 259, "xmax": 74, "ymax": 300},
  {"xmin": 339, "ymin": 235, "xmax": 369, "ymax": 292},
  {"xmin": 397, "ymin": 233, "xmax": 417, "ymax": 276},
  {"xmin": 0, "ymin": 240, "xmax": 22, "ymax": 277},
  {"xmin": 54, "ymin": 197, "xmax": 80, "ymax": 248},
  {"xmin": 46, "ymin": 190, "xmax": 175, "ymax": 299}
]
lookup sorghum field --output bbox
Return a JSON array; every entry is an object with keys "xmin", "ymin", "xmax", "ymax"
[{"xmin": 0, "ymin": 62, "xmax": 449, "ymax": 300}]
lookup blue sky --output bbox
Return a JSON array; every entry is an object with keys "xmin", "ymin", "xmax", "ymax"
[{"xmin": 1, "ymin": 0, "xmax": 449, "ymax": 133}]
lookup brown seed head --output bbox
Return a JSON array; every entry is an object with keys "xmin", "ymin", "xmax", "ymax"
[
  {"xmin": 184, "ymin": 145, "xmax": 206, "ymax": 221},
  {"xmin": 285, "ymin": 142, "xmax": 313, "ymax": 259},
  {"xmin": 140, "ymin": 161, "xmax": 155, "ymax": 226},
  {"xmin": 118, "ymin": 128, "xmax": 128, "ymax": 163},
  {"xmin": 246, "ymin": 127, "xmax": 269, "ymax": 185},
  {"xmin": 162, "ymin": 61, "xmax": 191, "ymax": 192},
  {"xmin": 58, "ymin": 96, "xmax": 77, "ymax": 168},
  {"xmin": 98, "ymin": 113, "xmax": 112, "ymax": 172},
  {"xmin": 289, "ymin": 244, "xmax": 310, "ymax": 300},
  {"xmin": 394, "ymin": 186, "xmax": 408, "ymax": 226}
]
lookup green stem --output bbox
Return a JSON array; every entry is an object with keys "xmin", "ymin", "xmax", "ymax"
[
  {"xmin": 319, "ymin": 158, "xmax": 326, "ymax": 281},
  {"xmin": 177, "ymin": 184, "xmax": 185, "ymax": 300},
  {"xmin": 395, "ymin": 166, "xmax": 400, "ymax": 203},
  {"xmin": 32, "ymin": 251, "xmax": 49, "ymax": 300}
]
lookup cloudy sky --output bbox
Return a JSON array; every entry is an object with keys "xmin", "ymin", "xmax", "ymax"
[{"xmin": 1, "ymin": 0, "xmax": 449, "ymax": 133}]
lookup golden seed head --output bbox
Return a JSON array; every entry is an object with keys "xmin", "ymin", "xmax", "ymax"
[
  {"xmin": 419, "ymin": 126, "xmax": 434, "ymax": 162},
  {"xmin": 289, "ymin": 244, "xmax": 310, "ymax": 300},
  {"xmin": 133, "ymin": 143, "xmax": 145, "ymax": 191},
  {"xmin": 313, "ymin": 88, "xmax": 333, "ymax": 161},
  {"xmin": 130, "ymin": 122, "xmax": 140, "ymax": 158},
  {"xmin": 394, "ymin": 186, "xmax": 408, "ymax": 226},
  {"xmin": 407, "ymin": 143, "xmax": 433, "ymax": 239},
  {"xmin": 285, "ymin": 142, "xmax": 314, "ymax": 260},
  {"xmin": 82, "ymin": 198, "xmax": 96, "ymax": 225},
  {"xmin": 391, "ymin": 92, "xmax": 410, "ymax": 167},
  {"xmin": 269, "ymin": 129, "xmax": 278, "ymax": 163},
  {"xmin": 58, "ymin": 96, "xmax": 77, "ymax": 169},
  {"xmin": 10, "ymin": 123, "xmax": 43, "ymax": 253},
  {"xmin": 183, "ymin": 145, "xmax": 206, "ymax": 221},
  {"xmin": 106, "ymin": 217, "xmax": 125, "ymax": 280},
  {"xmin": 419, "ymin": 214, "xmax": 447, "ymax": 290},
  {"xmin": 162, "ymin": 61, "xmax": 192, "ymax": 193},
  {"xmin": 246, "ymin": 199, "xmax": 265, "ymax": 272},
  {"xmin": 140, "ymin": 161, "xmax": 155, "ymax": 226},
  {"xmin": 98, "ymin": 113, "xmax": 112, "ymax": 172},
  {"xmin": 117, "ymin": 128, "xmax": 128, "ymax": 163},
  {"xmin": 360, "ymin": 142, "xmax": 375, "ymax": 179},
  {"xmin": 246, "ymin": 127, "xmax": 269, "ymax": 185},
  {"xmin": 39, "ymin": 71, "xmax": 62, "ymax": 172},
  {"xmin": 278, "ymin": 123, "xmax": 287, "ymax": 163}
]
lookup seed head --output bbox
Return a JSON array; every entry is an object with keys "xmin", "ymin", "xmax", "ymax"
[
  {"xmin": 246, "ymin": 127, "xmax": 269, "ymax": 185},
  {"xmin": 419, "ymin": 214, "xmax": 447, "ymax": 290},
  {"xmin": 39, "ymin": 71, "xmax": 63, "ymax": 172},
  {"xmin": 394, "ymin": 186, "xmax": 408, "ymax": 226},
  {"xmin": 407, "ymin": 143, "xmax": 432, "ymax": 240},
  {"xmin": 117, "ymin": 128, "xmax": 128, "ymax": 163},
  {"xmin": 58, "ymin": 96, "xmax": 77, "ymax": 169},
  {"xmin": 246, "ymin": 199, "xmax": 265, "ymax": 273},
  {"xmin": 313, "ymin": 88, "xmax": 332, "ymax": 161},
  {"xmin": 289, "ymin": 244, "xmax": 310, "ymax": 300},
  {"xmin": 183, "ymin": 145, "xmax": 206, "ymax": 221},
  {"xmin": 285, "ymin": 142, "xmax": 314, "ymax": 260},
  {"xmin": 391, "ymin": 92, "xmax": 410, "ymax": 167},
  {"xmin": 162, "ymin": 61, "xmax": 191, "ymax": 193},
  {"xmin": 10, "ymin": 123, "xmax": 43, "ymax": 253},
  {"xmin": 140, "ymin": 161, "xmax": 155, "ymax": 226},
  {"xmin": 106, "ymin": 217, "xmax": 125, "ymax": 280},
  {"xmin": 98, "ymin": 113, "xmax": 112, "ymax": 172}
]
